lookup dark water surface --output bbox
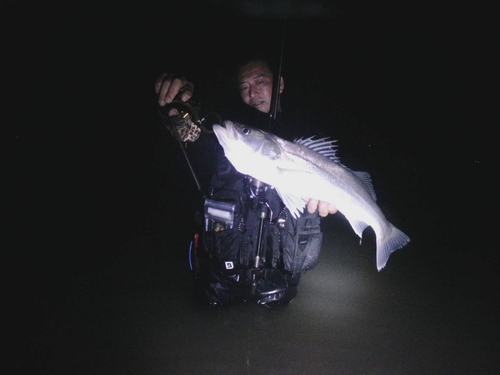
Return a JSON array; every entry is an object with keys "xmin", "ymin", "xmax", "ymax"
[{"xmin": 12, "ymin": 160, "xmax": 496, "ymax": 374}]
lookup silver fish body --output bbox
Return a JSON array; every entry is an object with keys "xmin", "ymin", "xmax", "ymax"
[{"xmin": 213, "ymin": 120, "xmax": 410, "ymax": 270}]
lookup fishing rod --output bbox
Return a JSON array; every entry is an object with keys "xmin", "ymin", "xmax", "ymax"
[{"xmin": 269, "ymin": 18, "xmax": 287, "ymax": 123}]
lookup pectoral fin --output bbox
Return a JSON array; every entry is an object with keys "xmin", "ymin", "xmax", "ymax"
[{"xmin": 275, "ymin": 188, "xmax": 306, "ymax": 219}]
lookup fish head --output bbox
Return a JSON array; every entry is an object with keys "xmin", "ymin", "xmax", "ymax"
[
  {"xmin": 212, "ymin": 120, "xmax": 282, "ymax": 178},
  {"xmin": 213, "ymin": 121, "xmax": 281, "ymax": 159}
]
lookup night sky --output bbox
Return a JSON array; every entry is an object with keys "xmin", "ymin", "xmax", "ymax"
[{"xmin": 7, "ymin": 1, "xmax": 484, "ymax": 235}]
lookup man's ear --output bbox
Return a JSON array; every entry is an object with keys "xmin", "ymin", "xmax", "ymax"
[{"xmin": 279, "ymin": 76, "xmax": 285, "ymax": 93}]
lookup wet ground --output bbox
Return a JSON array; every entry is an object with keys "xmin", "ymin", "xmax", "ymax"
[{"xmin": 11, "ymin": 154, "xmax": 495, "ymax": 375}]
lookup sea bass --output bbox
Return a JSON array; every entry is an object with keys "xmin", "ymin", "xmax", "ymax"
[{"xmin": 212, "ymin": 120, "xmax": 410, "ymax": 271}]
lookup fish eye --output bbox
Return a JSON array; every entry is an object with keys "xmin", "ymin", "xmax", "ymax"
[{"xmin": 242, "ymin": 127, "xmax": 251, "ymax": 135}]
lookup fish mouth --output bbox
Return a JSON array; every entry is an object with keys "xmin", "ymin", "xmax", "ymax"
[
  {"xmin": 213, "ymin": 122, "xmax": 238, "ymax": 148},
  {"xmin": 217, "ymin": 121, "xmax": 238, "ymax": 140},
  {"xmin": 225, "ymin": 121, "xmax": 237, "ymax": 139}
]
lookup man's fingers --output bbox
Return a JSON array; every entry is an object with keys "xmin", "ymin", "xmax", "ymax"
[
  {"xmin": 318, "ymin": 202, "xmax": 329, "ymax": 217},
  {"xmin": 157, "ymin": 74, "xmax": 173, "ymax": 106},
  {"xmin": 154, "ymin": 72, "xmax": 168, "ymax": 94},
  {"xmin": 157, "ymin": 74, "xmax": 194, "ymax": 106},
  {"xmin": 178, "ymin": 82, "xmax": 194, "ymax": 101},
  {"xmin": 306, "ymin": 199, "xmax": 319, "ymax": 214},
  {"xmin": 306, "ymin": 199, "xmax": 338, "ymax": 217},
  {"xmin": 325, "ymin": 202, "xmax": 338, "ymax": 215}
]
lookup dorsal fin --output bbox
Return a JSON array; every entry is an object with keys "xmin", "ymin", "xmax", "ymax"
[
  {"xmin": 294, "ymin": 136, "xmax": 340, "ymax": 162},
  {"xmin": 352, "ymin": 171, "xmax": 377, "ymax": 202},
  {"xmin": 294, "ymin": 136, "xmax": 377, "ymax": 202}
]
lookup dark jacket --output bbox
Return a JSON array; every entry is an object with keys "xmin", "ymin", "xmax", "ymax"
[{"xmin": 180, "ymin": 103, "xmax": 325, "ymax": 306}]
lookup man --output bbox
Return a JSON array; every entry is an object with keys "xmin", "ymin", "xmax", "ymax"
[
  {"xmin": 155, "ymin": 57, "xmax": 337, "ymax": 306},
  {"xmin": 156, "ymin": 58, "xmax": 337, "ymax": 216}
]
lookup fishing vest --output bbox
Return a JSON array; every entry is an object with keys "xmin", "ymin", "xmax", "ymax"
[{"xmin": 195, "ymin": 152, "xmax": 323, "ymax": 305}]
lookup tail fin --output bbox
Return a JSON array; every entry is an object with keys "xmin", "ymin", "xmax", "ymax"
[{"xmin": 376, "ymin": 225, "xmax": 410, "ymax": 271}]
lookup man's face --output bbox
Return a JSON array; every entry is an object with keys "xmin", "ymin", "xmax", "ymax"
[{"xmin": 237, "ymin": 60, "xmax": 283, "ymax": 114}]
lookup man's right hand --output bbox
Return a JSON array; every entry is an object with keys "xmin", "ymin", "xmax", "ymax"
[
  {"xmin": 155, "ymin": 73, "xmax": 194, "ymax": 108},
  {"xmin": 155, "ymin": 73, "xmax": 200, "ymax": 142}
]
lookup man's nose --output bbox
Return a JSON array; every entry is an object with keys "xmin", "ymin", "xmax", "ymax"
[{"xmin": 248, "ymin": 85, "xmax": 257, "ymax": 98}]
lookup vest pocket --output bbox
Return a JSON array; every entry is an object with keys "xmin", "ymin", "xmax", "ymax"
[{"xmin": 281, "ymin": 215, "xmax": 323, "ymax": 273}]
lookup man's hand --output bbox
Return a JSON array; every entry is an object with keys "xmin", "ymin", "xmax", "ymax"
[
  {"xmin": 306, "ymin": 199, "xmax": 338, "ymax": 217},
  {"xmin": 155, "ymin": 73, "xmax": 194, "ymax": 108}
]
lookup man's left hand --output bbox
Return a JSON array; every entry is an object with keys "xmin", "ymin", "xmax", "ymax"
[{"xmin": 306, "ymin": 199, "xmax": 338, "ymax": 217}]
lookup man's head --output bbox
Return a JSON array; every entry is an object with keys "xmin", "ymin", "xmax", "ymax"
[{"xmin": 236, "ymin": 58, "xmax": 284, "ymax": 114}]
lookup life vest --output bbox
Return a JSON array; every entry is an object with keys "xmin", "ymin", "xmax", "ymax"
[{"xmin": 194, "ymin": 153, "xmax": 323, "ymax": 306}]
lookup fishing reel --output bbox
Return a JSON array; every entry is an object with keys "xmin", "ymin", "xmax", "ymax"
[
  {"xmin": 246, "ymin": 176, "xmax": 269, "ymax": 200},
  {"xmin": 158, "ymin": 100, "xmax": 203, "ymax": 142},
  {"xmin": 158, "ymin": 99, "xmax": 222, "ymax": 142},
  {"xmin": 245, "ymin": 176, "xmax": 288, "ymax": 229},
  {"xmin": 245, "ymin": 176, "xmax": 273, "ymax": 217}
]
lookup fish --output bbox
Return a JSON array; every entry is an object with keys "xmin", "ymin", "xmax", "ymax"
[{"xmin": 212, "ymin": 120, "xmax": 410, "ymax": 271}]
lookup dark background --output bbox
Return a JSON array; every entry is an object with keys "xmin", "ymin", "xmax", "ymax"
[{"xmin": 5, "ymin": 1, "xmax": 492, "ymax": 374}]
